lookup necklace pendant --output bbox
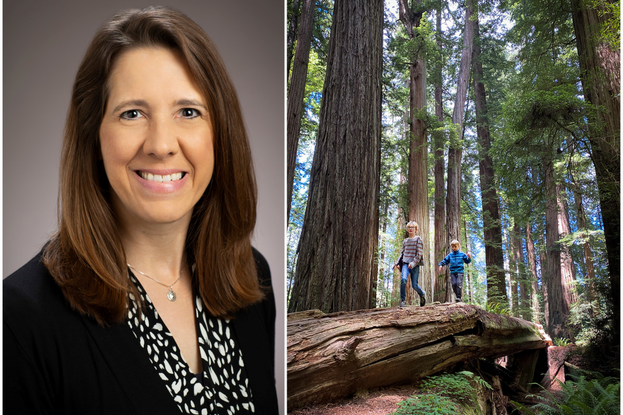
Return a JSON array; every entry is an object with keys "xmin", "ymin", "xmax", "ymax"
[{"xmin": 167, "ymin": 288, "xmax": 177, "ymax": 302}]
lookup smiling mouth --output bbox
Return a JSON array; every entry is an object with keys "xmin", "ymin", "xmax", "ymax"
[{"xmin": 138, "ymin": 171, "xmax": 186, "ymax": 182}]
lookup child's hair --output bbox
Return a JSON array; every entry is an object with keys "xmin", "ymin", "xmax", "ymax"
[
  {"xmin": 450, "ymin": 239, "xmax": 461, "ymax": 249},
  {"xmin": 406, "ymin": 221, "xmax": 419, "ymax": 229}
]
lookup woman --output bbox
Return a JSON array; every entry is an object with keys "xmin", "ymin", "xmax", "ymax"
[
  {"xmin": 4, "ymin": 7, "xmax": 278, "ymax": 414},
  {"xmin": 394, "ymin": 221, "xmax": 427, "ymax": 307}
]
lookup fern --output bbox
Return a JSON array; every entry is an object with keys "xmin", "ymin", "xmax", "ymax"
[{"xmin": 516, "ymin": 374, "xmax": 620, "ymax": 415}]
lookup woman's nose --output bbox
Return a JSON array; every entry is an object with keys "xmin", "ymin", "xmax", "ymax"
[{"xmin": 142, "ymin": 118, "xmax": 179, "ymax": 159}]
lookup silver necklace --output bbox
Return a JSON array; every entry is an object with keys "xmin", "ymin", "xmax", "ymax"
[{"xmin": 127, "ymin": 264, "xmax": 183, "ymax": 302}]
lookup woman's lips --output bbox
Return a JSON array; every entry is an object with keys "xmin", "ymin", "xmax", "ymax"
[
  {"xmin": 138, "ymin": 171, "xmax": 185, "ymax": 182},
  {"xmin": 134, "ymin": 170, "xmax": 188, "ymax": 193}
]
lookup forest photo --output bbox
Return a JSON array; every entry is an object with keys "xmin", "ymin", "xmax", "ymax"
[{"xmin": 286, "ymin": 0, "xmax": 619, "ymax": 413}]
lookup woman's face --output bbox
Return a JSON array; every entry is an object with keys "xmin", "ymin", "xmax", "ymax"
[{"xmin": 99, "ymin": 47, "xmax": 214, "ymax": 229}]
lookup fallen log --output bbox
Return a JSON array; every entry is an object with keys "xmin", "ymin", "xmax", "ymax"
[{"xmin": 287, "ymin": 303, "xmax": 551, "ymax": 410}]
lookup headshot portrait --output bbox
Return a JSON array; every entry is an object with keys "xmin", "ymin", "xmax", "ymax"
[{"xmin": 4, "ymin": 1, "xmax": 284, "ymax": 414}]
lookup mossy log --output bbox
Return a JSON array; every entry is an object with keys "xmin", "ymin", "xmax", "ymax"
[{"xmin": 287, "ymin": 303, "xmax": 551, "ymax": 410}]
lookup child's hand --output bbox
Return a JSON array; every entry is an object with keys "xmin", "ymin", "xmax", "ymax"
[
  {"xmin": 437, "ymin": 266, "xmax": 443, "ymax": 274},
  {"xmin": 467, "ymin": 252, "xmax": 471, "ymax": 259}
]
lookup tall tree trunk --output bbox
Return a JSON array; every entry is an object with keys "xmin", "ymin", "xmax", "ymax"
[
  {"xmin": 287, "ymin": 0, "xmax": 302, "ymax": 79},
  {"xmin": 287, "ymin": 0, "xmax": 316, "ymax": 220},
  {"xmin": 526, "ymin": 223, "xmax": 540, "ymax": 323},
  {"xmin": 472, "ymin": 10, "xmax": 507, "ymax": 308},
  {"xmin": 514, "ymin": 224, "xmax": 531, "ymax": 320},
  {"xmin": 288, "ymin": 0, "xmax": 383, "ymax": 313},
  {"xmin": 540, "ymin": 242, "xmax": 549, "ymax": 331},
  {"xmin": 399, "ymin": 0, "xmax": 430, "ymax": 304},
  {"xmin": 508, "ymin": 222, "xmax": 519, "ymax": 317},
  {"xmin": 463, "ymin": 218, "xmax": 472, "ymax": 302},
  {"xmin": 393, "ymin": 198, "xmax": 407, "ymax": 307},
  {"xmin": 433, "ymin": 2, "xmax": 447, "ymax": 303},
  {"xmin": 369, "ymin": 141, "xmax": 381, "ymax": 309},
  {"xmin": 378, "ymin": 180, "xmax": 390, "ymax": 307},
  {"xmin": 570, "ymin": 0, "xmax": 620, "ymax": 330},
  {"xmin": 544, "ymin": 158, "xmax": 571, "ymax": 339},
  {"xmin": 557, "ymin": 187, "xmax": 578, "ymax": 306},
  {"xmin": 573, "ymin": 190, "xmax": 596, "ymax": 302},
  {"xmin": 446, "ymin": 0, "xmax": 475, "ymax": 303}
]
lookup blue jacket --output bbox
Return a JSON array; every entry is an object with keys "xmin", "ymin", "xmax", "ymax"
[{"xmin": 439, "ymin": 250, "xmax": 471, "ymax": 274}]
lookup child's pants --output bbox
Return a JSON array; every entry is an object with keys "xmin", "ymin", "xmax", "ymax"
[
  {"xmin": 401, "ymin": 264, "xmax": 425, "ymax": 302},
  {"xmin": 451, "ymin": 272, "xmax": 463, "ymax": 300}
]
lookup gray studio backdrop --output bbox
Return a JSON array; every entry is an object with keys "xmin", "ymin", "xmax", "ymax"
[{"xmin": 3, "ymin": 0, "xmax": 285, "ymax": 412}]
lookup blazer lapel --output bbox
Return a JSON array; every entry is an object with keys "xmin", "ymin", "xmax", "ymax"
[{"xmin": 231, "ymin": 304, "xmax": 279, "ymax": 413}]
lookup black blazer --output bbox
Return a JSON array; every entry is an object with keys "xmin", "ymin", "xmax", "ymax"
[{"xmin": 3, "ymin": 249, "xmax": 279, "ymax": 414}]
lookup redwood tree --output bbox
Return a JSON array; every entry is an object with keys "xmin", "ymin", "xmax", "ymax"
[
  {"xmin": 472, "ymin": 9, "xmax": 508, "ymax": 307},
  {"xmin": 433, "ymin": 1, "xmax": 447, "ymax": 303},
  {"xmin": 445, "ymin": 0, "xmax": 475, "ymax": 301},
  {"xmin": 288, "ymin": 0, "xmax": 383, "ymax": 313},
  {"xmin": 570, "ymin": 0, "xmax": 620, "ymax": 328},
  {"xmin": 544, "ymin": 157, "xmax": 574, "ymax": 339},
  {"xmin": 287, "ymin": 0, "xmax": 316, "ymax": 220},
  {"xmin": 398, "ymin": 0, "xmax": 431, "ymax": 301}
]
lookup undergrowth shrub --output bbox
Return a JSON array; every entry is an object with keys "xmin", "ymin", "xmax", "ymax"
[
  {"xmin": 391, "ymin": 371, "xmax": 491, "ymax": 415},
  {"xmin": 512, "ymin": 373, "xmax": 620, "ymax": 415}
]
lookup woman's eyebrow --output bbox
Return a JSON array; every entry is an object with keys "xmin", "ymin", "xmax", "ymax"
[
  {"xmin": 175, "ymin": 99, "xmax": 207, "ymax": 109},
  {"xmin": 112, "ymin": 99, "xmax": 148, "ymax": 113}
]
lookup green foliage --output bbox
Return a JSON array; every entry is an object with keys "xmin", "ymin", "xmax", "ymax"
[
  {"xmin": 587, "ymin": 0, "xmax": 620, "ymax": 50},
  {"xmin": 392, "ymin": 371, "xmax": 492, "ymax": 415},
  {"xmin": 553, "ymin": 337, "xmax": 571, "ymax": 346},
  {"xmin": 486, "ymin": 301, "xmax": 511, "ymax": 316},
  {"xmin": 514, "ymin": 374, "xmax": 620, "ymax": 415},
  {"xmin": 391, "ymin": 394, "xmax": 458, "ymax": 415}
]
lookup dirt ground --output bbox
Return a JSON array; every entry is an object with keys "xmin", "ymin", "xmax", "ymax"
[{"xmin": 288, "ymin": 385, "xmax": 420, "ymax": 415}]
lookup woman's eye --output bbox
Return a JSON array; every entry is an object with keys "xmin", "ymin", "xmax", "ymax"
[
  {"xmin": 120, "ymin": 110, "xmax": 143, "ymax": 120},
  {"xmin": 180, "ymin": 108, "xmax": 200, "ymax": 118}
]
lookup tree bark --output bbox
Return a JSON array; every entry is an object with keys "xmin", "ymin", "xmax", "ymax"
[
  {"xmin": 393, "ymin": 201, "xmax": 407, "ymax": 307},
  {"xmin": 526, "ymin": 222, "xmax": 541, "ymax": 324},
  {"xmin": 463, "ymin": 218, "xmax": 472, "ymax": 302},
  {"xmin": 377, "ymin": 184, "xmax": 390, "ymax": 307},
  {"xmin": 472, "ymin": 11, "xmax": 507, "ymax": 308},
  {"xmin": 573, "ymin": 190, "xmax": 595, "ymax": 301},
  {"xmin": 433, "ymin": 2, "xmax": 447, "ymax": 303},
  {"xmin": 288, "ymin": 0, "xmax": 383, "ymax": 313},
  {"xmin": 399, "ymin": 0, "xmax": 431, "ymax": 303},
  {"xmin": 570, "ymin": 0, "xmax": 620, "ymax": 328},
  {"xmin": 557, "ymin": 187, "xmax": 578, "ymax": 306},
  {"xmin": 514, "ymin": 224, "xmax": 531, "ymax": 320},
  {"xmin": 515, "ymin": 223, "xmax": 534, "ymax": 321},
  {"xmin": 287, "ymin": 304, "xmax": 551, "ymax": 409},
  {"xmin": 544, "ymin": 158, "xmax": 571, "ymax": 339},
  {"xmin": 287, "ymin": 0, "xmax": 302, "ymax": 79},
  {"xmin": 446, "ymin": 0, "xmax": 475, "ymax": 301},
  {"xmin": 508, "ymin": 223, "xmax": 519, "ymax": 317},
  {"xmin": 287, "ymin": 0, "xmax": 316, "ymax": 221}
]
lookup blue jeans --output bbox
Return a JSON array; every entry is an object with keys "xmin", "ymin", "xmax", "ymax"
[
  {"xmin": 451, "ymin": 272, "xmax": 463, "ymax": 300},
  {"xmin": 401, "ymin": 263, "xmax": 425, "ymax": 301}
]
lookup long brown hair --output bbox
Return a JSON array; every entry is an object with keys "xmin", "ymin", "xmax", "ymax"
[{"xmin": 43, "ymin": 6, "xmax": 263, "ymax": 326}]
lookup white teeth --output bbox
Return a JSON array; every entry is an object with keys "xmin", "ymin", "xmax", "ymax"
[{"xmin": 140, "ymin": 172, "xmax": 183, "ymax": 182}]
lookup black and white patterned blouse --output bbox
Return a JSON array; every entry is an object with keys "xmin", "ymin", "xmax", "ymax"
[{"xmin": 126, "ymin": 272, "xmax": 255, "ymax": 414}]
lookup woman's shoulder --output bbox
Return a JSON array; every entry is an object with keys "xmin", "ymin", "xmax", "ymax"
[
  {"xmin": 251, "ymin": 246, "xmax": 271, "ymax": 285},
  {"xmin": 4, "ymin": 251, "xmax": 78, "ymax": 333}
]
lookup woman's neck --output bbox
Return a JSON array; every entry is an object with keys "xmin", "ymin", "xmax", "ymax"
[{"xmin": 118, "ymin": 218, "xmax": 190, "ymax": 278}]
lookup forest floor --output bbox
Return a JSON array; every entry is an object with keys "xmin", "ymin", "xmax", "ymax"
[{"xmin": 288, "ymin": 384, "xmax": 421, "ymax": 415}]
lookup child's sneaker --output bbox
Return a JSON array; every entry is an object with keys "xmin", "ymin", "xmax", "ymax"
[{"xmin": 400, "ymin": 301, "xmax": 407, "ymax": 307}]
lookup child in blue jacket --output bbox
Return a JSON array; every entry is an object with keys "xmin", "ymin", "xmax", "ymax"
[{"xmin": 437, "ymin": 239, "xmax": 471, "ymax": 302}]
